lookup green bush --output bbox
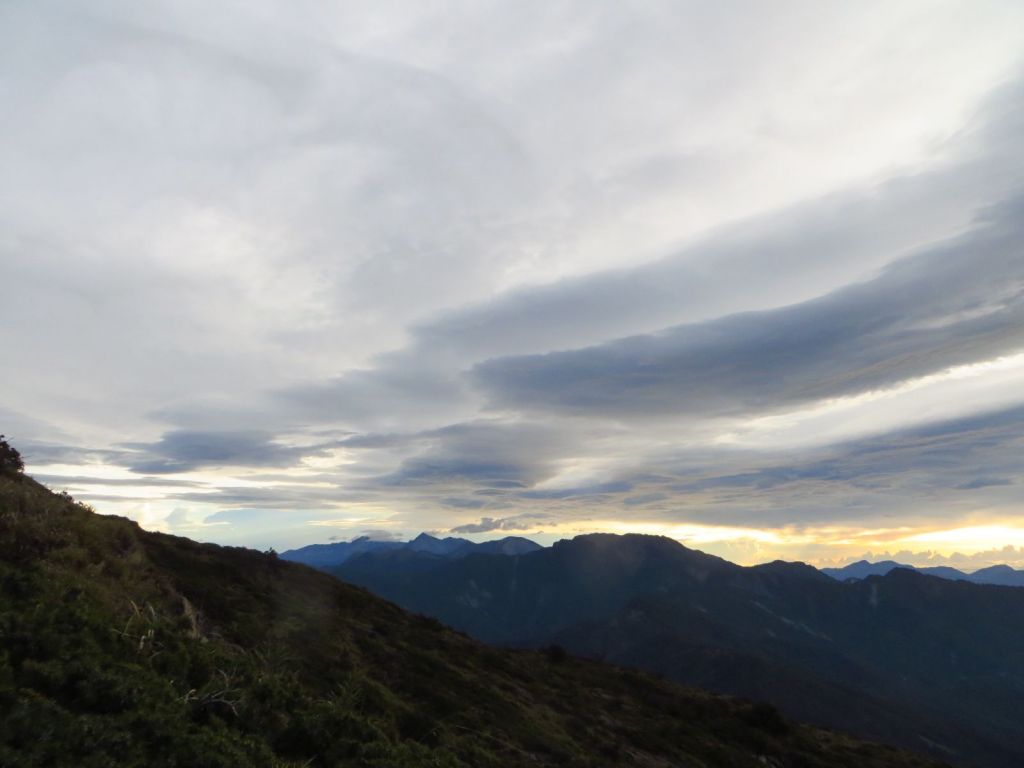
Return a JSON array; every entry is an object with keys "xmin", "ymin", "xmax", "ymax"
[{"xmin": 0, "ymin": 435, "xmax": 23, "ymax": 476}]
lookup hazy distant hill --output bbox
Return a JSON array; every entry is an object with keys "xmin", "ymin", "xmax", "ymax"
[
  {"xmin": 333, "ymin": 534, "xmax": 1024, "ymax": 768},
  {"xmin": 822, "ymin": 560, "xmax": 1024, "ymax": 587},
  {"xmin": 276, "ymin": 535, "xmax": 405, "ymax": 567},
  {"xmin": 1, "ymin": 470, "xmax": 944, "ymax": 767},
  {"xmin": 281, "ymin": 532, "xmax": 541, "ymax": 568},
  {"xmin": 967, "ymin": 564, "xmax": 1024, "ymax": 586}
]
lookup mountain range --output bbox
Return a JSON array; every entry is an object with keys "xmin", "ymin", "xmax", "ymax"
[
  {"xmin": 331, "ymin": 534, "xmax": 1024, "ymax": 768},
  {"xmin": 290, "ymin": 534, "xmax": 1024, "ymax": 589},
  {"xmin": 281, "ymin": 532, "xmax": 541, "ymax": 568},
  {"xmin": 1, "ymin": 468, "xmax": 947, "ymax": 767},
  {"xmin": 822, "ymin": 560, "xmax": 1024, "ymax": 587}
]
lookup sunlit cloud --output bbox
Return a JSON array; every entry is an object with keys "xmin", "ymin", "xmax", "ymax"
[
  {"xmin": 720, "ymin": 353, "xmax": 1024, "ymax": 449},
  {"xmin": 901, "ymin": 524, "xmax": 1024, "ymax": 550}
]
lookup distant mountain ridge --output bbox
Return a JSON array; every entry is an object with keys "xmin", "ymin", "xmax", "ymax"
[
  {"xmin": 331, "ymin": 533, "xmax": 1024, "ymax": 768},
  {"xmin": 285, "ymin": 534, "xmax": 1024, "ymax": 586},
  {"xmin": 281, "ymin": 531, "xmax": 541, "ymax": 568},
  {"xmin": 822, "ymin": 559, "xmax": 1024, "ymax": 587}
]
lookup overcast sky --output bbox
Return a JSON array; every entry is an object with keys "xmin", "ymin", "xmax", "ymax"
[{"xmin": 3, "ymin": 0, "xmax": 1024, "ymax": 567}]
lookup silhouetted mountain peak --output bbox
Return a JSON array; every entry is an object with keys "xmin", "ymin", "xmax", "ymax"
[
  {"xmin": 750, "ymin": 560, "xmax": 830, "ymax": 581},
  {"xmin": 824, "ymin": 560, "xmax": 916, "ymax": 581},
  {"xmin": 538, "ymin": 535, "xmax": 740, "ymax": 594},
  {"xmin": 474, "ymin": 535, "xmax": 543, "ymax": 555},
  {"xmin": 408, "ymin": 532, "xmax": 473, "ymax": 555},
  {"xmin": 556, "ymin": 532, "xmax": 695, "ymax": 558}
]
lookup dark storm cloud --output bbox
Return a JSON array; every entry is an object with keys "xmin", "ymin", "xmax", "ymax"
[{"xmin": 474, "ymin": 196, "xmax": 1024, "ymax": 420}]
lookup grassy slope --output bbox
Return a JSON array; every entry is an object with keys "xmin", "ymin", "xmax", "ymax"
[{"xmin": 0, "ymin": 474, "xmax": 946, "ymax": 768}]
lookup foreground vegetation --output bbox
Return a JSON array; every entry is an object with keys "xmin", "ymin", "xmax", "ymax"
[{"xmin": 0, "ymin": 467, "xmax": 945, "ymax": 766}]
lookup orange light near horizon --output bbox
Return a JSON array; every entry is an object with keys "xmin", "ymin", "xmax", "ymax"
[
  {"xmin": 506, "ymin": 518, "xmax": 1024, "ymax": 568},
  {"xmin": 901, "ymin": 525, "xmax": 1024, "ymax": 550}
]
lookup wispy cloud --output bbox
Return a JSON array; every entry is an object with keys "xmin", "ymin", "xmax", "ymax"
[
  {"xmin": 117, "ymin": 430, "xmax": 339, "ymax": 474},
  {"xmin": 449, "ymin": 513, "xmax": 549, "ymax": 534},
  {"xmin": 475, "ymin": 199, "xmax": 1024, "ymax": 420}
]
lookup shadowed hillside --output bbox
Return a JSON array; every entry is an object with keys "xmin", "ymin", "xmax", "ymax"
[
  {"xmin": 333, "ymin": 534, "xmax": 1024, "ymax": 768},
  {"xmin": 0, "ymin": 470, "xmax": 945, "ymax": 767}
]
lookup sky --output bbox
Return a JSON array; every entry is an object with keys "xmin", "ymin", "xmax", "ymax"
[{"xmin": 3, "ymin": 0, "xmax": 1024, "ymax": 568}]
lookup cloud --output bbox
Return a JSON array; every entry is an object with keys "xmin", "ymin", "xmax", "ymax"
[
  {"xmin": 519, "ymin": 481, "xmax": 634, "ymax": 500},
  {"xmin": 327, "ymin": 529, "xmax": 404, "ymax": 542},
  {"xmin": 449, "ymin": 513, "xmax": 548, "ymax": 534},
  {"xmin": 374, "ymin": 421, "xmax": 580, "ymax": 489},
  {"xmin": 164, "ymin": 506, "xmax": 227, "ymax": 532},
  {"xmin": 117, "ymin": 430, "xmax": 335, "ymax": 474},
  {"xmin": 359, "ymin": 529, "xmax": 405, "ymax": 542},
  {"xmin": 956, "ymin": 478, "xmax": 1014, "ymax": 490},
  {"xmin": 623, "ymin": 493, "xmax": 669, "ymax": 506},
  {"xmin": 168, "ymin": 484, "xmax": 367, "ymax": 510},
  {"xmin": 4, "ymin": 1, "xmax": 1024, "ymax": 560},
  {"xmin": 13, "ymin": 441, "xmax": 127, "ymax": 468},
  {"xmin": 838, "ymin": 546, "xmax": 1024, "ymax": 571},
  {"xmin": 440, "ymin": 497, "xmax": 488, "ymax": 509},
  {"xmin": 33, "ymin": 474, "xmax": 202, "ymax": 488},
  {"xmin": 474, "ymin": 197, "xmax": 1024, "ymax": 421},
  {"xmin": 202, "ymin": 507, "xmax": 320, "ymax": 527},
  {"xmin": 270, "ymin": 73, "xmax": 1024, "ymax": 437},
  {"xmin": 618, "ymin": 404, "xmax": 1022, "ymax": 524}
]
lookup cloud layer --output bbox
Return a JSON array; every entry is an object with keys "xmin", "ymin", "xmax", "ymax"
[
  {"xmin": 475, "ymin": 197, "xmax": 1024, "ymax": 420},
  {"xmin": 2, "ymin": 1, "xmax": 1024, "ymax": 561}
]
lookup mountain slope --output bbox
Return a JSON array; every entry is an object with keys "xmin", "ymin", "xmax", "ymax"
[
  {"xmin": 0, "ymin": 473, "xmax": 943, "ymax": 768},
  {"xmin": 332, "ymin": 534, "xmax": 1024, "ymax": 768}
]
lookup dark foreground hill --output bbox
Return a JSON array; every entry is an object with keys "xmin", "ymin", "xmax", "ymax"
[
  {"xmin": 0, "ymin": 474, "xmax": 944, "ymax": 767},
  {"xmin": 333, "ymin": 534, "xmax": 1024, "ymax": 768}
]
